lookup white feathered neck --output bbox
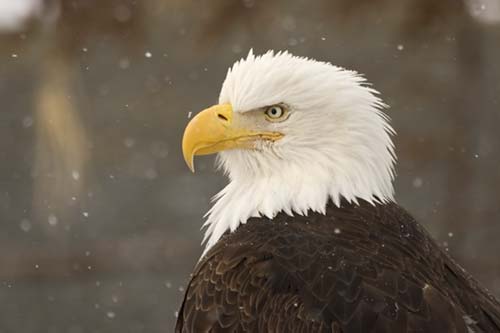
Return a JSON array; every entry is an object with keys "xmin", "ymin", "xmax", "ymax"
[{"xmin": 201, "ymin": 51, "xmax": 396, "ymax": 255}]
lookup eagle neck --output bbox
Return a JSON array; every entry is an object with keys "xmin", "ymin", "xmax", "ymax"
[{"xmin": 201, "ymin": 164, "xmax": 395, "ymax": 257}]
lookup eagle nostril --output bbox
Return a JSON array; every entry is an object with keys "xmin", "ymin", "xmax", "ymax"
[{"xmin": 217, "ymin": 113, "xmax": 229, "ymax": 121}]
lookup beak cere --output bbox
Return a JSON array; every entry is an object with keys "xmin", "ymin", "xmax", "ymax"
[{"xmin": 182, "ymin": 104, "xmax": 283, "ymax": 172}]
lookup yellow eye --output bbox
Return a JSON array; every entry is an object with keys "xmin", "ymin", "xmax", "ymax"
[{"xmin": 264, "ymin": 105, "xmax": 288, "ymax": 121}]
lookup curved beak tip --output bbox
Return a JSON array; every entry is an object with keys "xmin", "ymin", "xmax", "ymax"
[
  {"xmin": 182, "ymin": 146, "xmax": 196, "ymax": 173},
  {"xmin": 186, "ymin": 158, "xmax": 195, "ymax": 173}
]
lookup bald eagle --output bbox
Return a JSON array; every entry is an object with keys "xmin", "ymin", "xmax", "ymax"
[{"xmin": 176, "ymin": 51, "xmax": 500, "ymax": 332}]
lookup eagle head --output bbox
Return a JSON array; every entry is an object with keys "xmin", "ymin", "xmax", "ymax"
[{"xmin": 182, "ymin": 50, "xmax": 396, "ymax": 252}]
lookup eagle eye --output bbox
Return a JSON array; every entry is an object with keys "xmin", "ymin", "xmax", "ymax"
[{"xmin": 264, "ymin": 105, "xmax": 288, "ymax": 122}]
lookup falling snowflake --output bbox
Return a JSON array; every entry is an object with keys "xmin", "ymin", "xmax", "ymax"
[{"xmin": 48, "ymin": 214, "xmax": 58, "ymax": 226}]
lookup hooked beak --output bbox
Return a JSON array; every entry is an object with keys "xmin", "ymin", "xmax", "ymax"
[{"xmin": 182, "ymin": 104, "xmax": 283, "ymax": 172}]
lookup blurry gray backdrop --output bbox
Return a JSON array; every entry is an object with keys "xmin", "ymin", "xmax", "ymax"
[{"xmin": 0, "ymin": 0, "xmax": 499, "ymax": 332}]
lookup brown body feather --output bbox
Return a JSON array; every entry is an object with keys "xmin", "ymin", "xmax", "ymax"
[{"xmin": 176, "ymin": 201, "xmax": 500, "ymax": 332}]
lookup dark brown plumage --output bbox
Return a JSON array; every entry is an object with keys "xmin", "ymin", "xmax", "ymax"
[{"xmin": 176, "ymin": 200, "xmax": 500, "ymax": 332}]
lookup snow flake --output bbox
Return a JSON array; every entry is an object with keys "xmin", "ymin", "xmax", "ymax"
[
  {"xmin": 71, "ymin": 170, "xmax": 80, "ymax": 181},
  {"xmin": 20, "ymin": 219, "xmax": 31, "ymax": 232},
  {"xmin": 22, "ymin": 116, "xmax": 33, "ymax": 128},
  {"xmin": 412, "ymin": 177, "xmax": 423, "ymax": 188},
  {"xmin": 48, "ymin": 214, "xmax": 58, "ymax": 226}
]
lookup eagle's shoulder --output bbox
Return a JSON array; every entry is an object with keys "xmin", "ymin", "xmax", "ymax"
[{"xmin": 176, "ymin": 202, "xmax": 493, "ymax": 332}]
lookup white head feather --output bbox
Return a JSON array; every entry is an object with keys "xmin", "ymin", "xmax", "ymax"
[{"xmin": 202, "ymin": 50, "xmax": 396, "ymax": 255}]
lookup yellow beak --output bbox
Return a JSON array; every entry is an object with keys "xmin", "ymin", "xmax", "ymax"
[{"xmin": 182, "ymin": 104, "xmax": 283, "ymax": 172}]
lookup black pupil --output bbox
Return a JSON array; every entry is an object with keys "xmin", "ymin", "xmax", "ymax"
[{"xmin": 271, "ymin": 108, "xmax": 279, "ymax": 115}]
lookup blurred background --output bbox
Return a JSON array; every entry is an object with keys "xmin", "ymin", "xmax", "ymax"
[{"xmin": 0, "ymin": 0, "xmax": 499, "ymax": 331}]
